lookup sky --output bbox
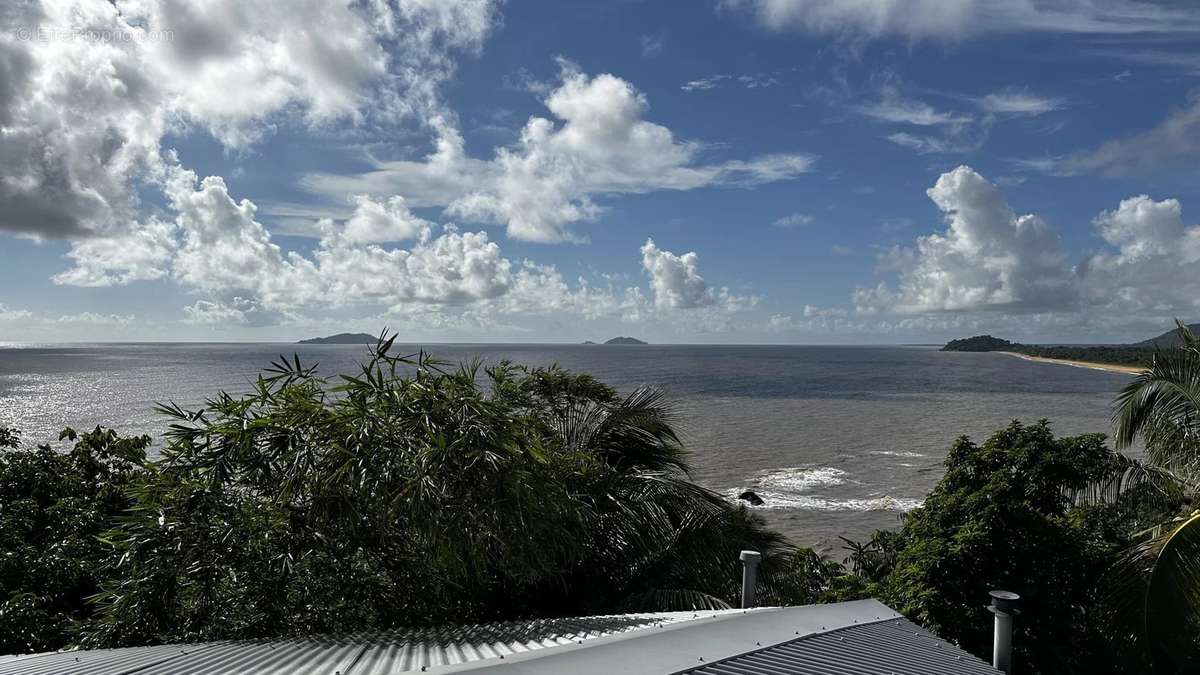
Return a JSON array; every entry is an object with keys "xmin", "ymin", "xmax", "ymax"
[{"xmin": 3, "ymin": 0, "xmax": 1200, "ymax": 344}]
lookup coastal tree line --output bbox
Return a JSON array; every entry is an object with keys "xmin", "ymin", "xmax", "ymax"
[
  {"xmin": 2, "ymin": 333, "xmax": 1199, "ymax": 673},
  {"xmin": 941, "ymin": 334, "xmax": 1158, "ymax": 367}
]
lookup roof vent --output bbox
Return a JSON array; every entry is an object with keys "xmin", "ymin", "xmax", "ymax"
[
  {"xmin": 987, "ymin": 590, "xmax": 1020, "ymax": 673},
  {"xmin": 739, "ymin": 550, "xmax": 762, "ymax": 608}
]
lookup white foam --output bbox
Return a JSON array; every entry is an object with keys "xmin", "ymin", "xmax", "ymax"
[
  {"xmin": 752, "ymin": 466, "xmax": 847, "ymax": 490},
  {"xmin": 727, "ymin": 465, "xmax": 921, "ymax": 513},
  {"xmin": 726, "ymin": 488, "xmax": 921, "ymax": 512},
  {"xmin": 868, "ymin": 450, "xmax": 925, "ymax": 458}
]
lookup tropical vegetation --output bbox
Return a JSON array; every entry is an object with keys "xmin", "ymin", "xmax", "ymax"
[
  {"xmin": 2, "ymin": 329, "xmax": 1200, "ymax": 673},
  {"xmin": 942, "ymin": 333, "xmax": 1155, "ymax": 367},
  {"xmin": 0, "ymin": 337, "xmax": 799, "ymax": 652}
]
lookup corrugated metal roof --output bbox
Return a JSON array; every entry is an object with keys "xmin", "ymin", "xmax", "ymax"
[
  {"xmin": 681, "ymin": 617, "xmax": 998, "ymax": 675},
  {"xmin": 0, "ymin": 601, "xmax": 999, "ymax": 675},
  {"xmin": 0, "ymin": 610, "xmax": 735, "ymax": 675}
]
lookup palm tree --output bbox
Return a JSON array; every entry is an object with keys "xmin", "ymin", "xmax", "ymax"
[
  {"xmin": 88, "ymin": 335, "xmax": 794, "ymax": 646},
  {"xmin": 1111, "ymin": 321, "xmax": 1200, "ymax": 672},
  {"xmin": 492, "ymin": 361, "xmax": 794, "ymax": 612}
]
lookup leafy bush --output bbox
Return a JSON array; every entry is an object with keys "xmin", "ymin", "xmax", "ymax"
[
  {"xmin": 71, "ymin": 341, "xmax": 795, "ymax": 647},
  {"xmin": 0, "ymin": 427, "xmax": 149, "ymax": 653},
  {"xmin": 874, "ymin": 421, "xmax": 1179, "ymax": 674}
]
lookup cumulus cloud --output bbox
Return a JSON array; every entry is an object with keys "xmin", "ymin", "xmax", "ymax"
[
  {"xmin": 0, "ymin": 0, "xmax": 497, "ymax": 242},
  {"xmin": 303, "ymin": 62, "xmax": 816, "ymax": 243},
  {"xmin": 52, "ymin": 170, "xmax": 746, "ymax": 329},
  {"xmin": 641, "ymin": 239, "xmax": 712, "ymax": 309},
  {"xmin": 1078, "ymin": 195, "xmax": 1200, "ymax": 317},
  {"xmin": 162, "ymin": 172, "xmax": 517, "ymax": 314},
  {"xmin": 338, "ymin": 195, "xmax": 431, "ymax": 244},
  {"xmin": 724, "ymin": 0, "xmax": 1200, "ymax": 39},
  {"xmin": 51, "ymin": 219, "xmax": 177, "ymax": 287},
  {"xmin": 853, "ymin": 166, "xmax": 1200, "ymax": 328},
  {"xmin": 0, "ymin": 303, "xmax": 137, "ymax": 328},
  {"xmin": 640, "ymin": 239, "xmax": 754, "ymax": 313},
  {"xmin": 855, "ymin": 166, "xmax": 1075, "ymax": 313}
]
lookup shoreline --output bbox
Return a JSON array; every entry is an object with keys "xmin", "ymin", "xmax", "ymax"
[{"xmin": 996, "ymin": 351, "xmax": 1143, "ymax": 375}]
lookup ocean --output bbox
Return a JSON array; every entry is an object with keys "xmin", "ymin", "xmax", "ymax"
[{"xmin": 0, "ymin": 343, "xmax": 1133, "ymax": 551}]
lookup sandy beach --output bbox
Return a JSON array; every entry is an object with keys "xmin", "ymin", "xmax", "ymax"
[{"xmin": 997, "ymin": 351, "xmax": 1143, "ymax": 375}]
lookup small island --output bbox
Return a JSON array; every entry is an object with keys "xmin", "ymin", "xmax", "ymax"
[
  {"xmin": 941, "ymin": 335, "xmax": 1015, "ymax": 352},
  {"xmin": 602, "ymin": 336, "xmax": 648, "ymax": 345},
  {"xmin": 298, "ymin": 332, "xmax": 377, "ymax": 345}
]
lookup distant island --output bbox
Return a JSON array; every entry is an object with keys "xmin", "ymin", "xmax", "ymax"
[
  {"xmin": 601, "ymin": 337, "xmax": 648, "ymax": 345},
  {"xmin": 298, "ymin": 332, "xmax": 377, "ymax": 345},
  {"xmin": 939, "ymin": 326, "xmax": 1199, "ymax": 371}
]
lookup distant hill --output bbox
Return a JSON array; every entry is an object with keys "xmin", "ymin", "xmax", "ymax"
[
  {"xmin": 941, "ymin": 335, "xmax": 1015, "ymax": 352},
  {"xmin": 1133, "ymin": 323, "xmax": 1200, "ymax": 348},
  {"xmin": 298, "ymin": 332, "xmax": 377, "ymax": 345},
  {"xmin": 604, "ymin": 337, "xmax": 647, "ymax": 345}
]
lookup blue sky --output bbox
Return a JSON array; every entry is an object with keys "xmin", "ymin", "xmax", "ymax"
[{"xmin": 3, "ymin": 0, "xmax": 1200, "ymax": 343}]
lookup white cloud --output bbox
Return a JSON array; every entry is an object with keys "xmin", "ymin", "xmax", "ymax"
[
  {"xmin": 1078, "ymin": 195, "xmax": 1200, "ymax": 318},
  {"xmin": 774, "ymin": 213, "xmax": 814, "ymax": 228},
  {"xmin": 852, "ymin": 167, "xmax": 1200, "ymax": 328},
  {"xmin": 855, "ymin": 166, "xmax": 1075, "ymax": 313},
  {"xmin": 640, "ymin": 239, "xmax": 754, "ymax": 313},
  {"xmin": 0, "ymin": 304, "xmax": 137, "ymax": 329},
  {"xmin": 886, "ymin": 119, "xmax": 992, "ymax": 154},
  {"xmin": 641, "ymin": 239, "xmax": 712, "ymax": 310},
  {"xmin": 0, "ymin": 0, "xmax": 498, "ymax": 244},
  {"xmin": 51, "ymin": 218, "xmax": 177, "ymax": 287},
  {"xmin": 303, "ymin": 63, "xmax": 815, "ymax": 243},
  {"xmin": 338, "ymin": 195, "xmax": 431, "ymax": 244},
  {"xmin": 0, "ymin": 304, "xmax": 34, "ymax": 322},
  {"xmin": 976, "ymin": 89, "xmax": 1066, "ymax": 115},
  {"xmin": 1066, "ymin": 95, "xmax": 1200, "ymax": 176},
  {"xmin": 641, "ymin": 34, "xmax": 664, "ymax": 56},
  {"xmin": 852, "ymin": 89, "xmax": 971, "ymax": 126},
  {"xmin": 724, "ymin": 0, "xmax": 1200, "ymax": 39},
  {"xmin": 183, "ymin": 298, "xmax": 265, "ymax": 325},
  {"xmin": 831, "ymin": 244, "xmax": 855, "ymax": 255},
  {"xmin": 49, "ymin": 170, "xmax": 748, "ymax": 329},
  {"xmin": 681, "ymin": 74, "xmax": 731, "ymax": 91},
  {"xmin": 849, "ymin": 82, "xmax": 991, "ymax": 155},
  {"xmin": 53, "ymin": 311, "xmax": 135, "ymax": 325}
]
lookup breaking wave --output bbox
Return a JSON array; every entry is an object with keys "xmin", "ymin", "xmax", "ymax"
[
  {"xmin": 868, "ymin": 450, "xmax": 925, "ymax": 458},
  {"xmin": 727, "ymin": 465, "xmax": 922, "ymax": 513}
]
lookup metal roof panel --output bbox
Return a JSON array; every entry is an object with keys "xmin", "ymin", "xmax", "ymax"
[{"xmin": 0, "ymin": 602, "xmax": 998, "ymax": 675}]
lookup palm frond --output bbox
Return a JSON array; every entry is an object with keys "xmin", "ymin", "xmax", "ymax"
[
  {"xmin": 619, "ymin": 588, "xmax": 732, "ymax": 612},
  {"xmin": 1110, "ymin": 512, "xmax": 1200, "ymax": 672},
  {"xmin": 1112, "ymin": 323, "xmax": 1200, "ymax": 473}
]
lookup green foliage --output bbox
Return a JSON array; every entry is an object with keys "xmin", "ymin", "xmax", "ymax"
[
  {"xmin": 1110, "ymin": 320, "xmax": 1200, "ymax": 672},
  {"xmin": 942, "ymin": 334, "xmax": 1154, "ymax": 366},
  {"xmin": 870, "ymin": 421, "xmax": 1177, "ymax": 674},
  {"xmin": 9, "ymin": 331, "xmax": 1198, "ymax": 672},
  {"xmin": 0, "ymin": 426, "xmax": 149, "ymax": 654},
  {"xmin": 941, "ymin": 335, "xmax": 1017, "ymax": 352},
  {"xmin": 48, "ymin": 338, "xmax": 793, "ymax": 648}
]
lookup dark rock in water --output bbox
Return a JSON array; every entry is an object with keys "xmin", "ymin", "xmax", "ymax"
[{"xmin": 737, "ymin": 490, "xmax": 764, "ymax": 506}]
